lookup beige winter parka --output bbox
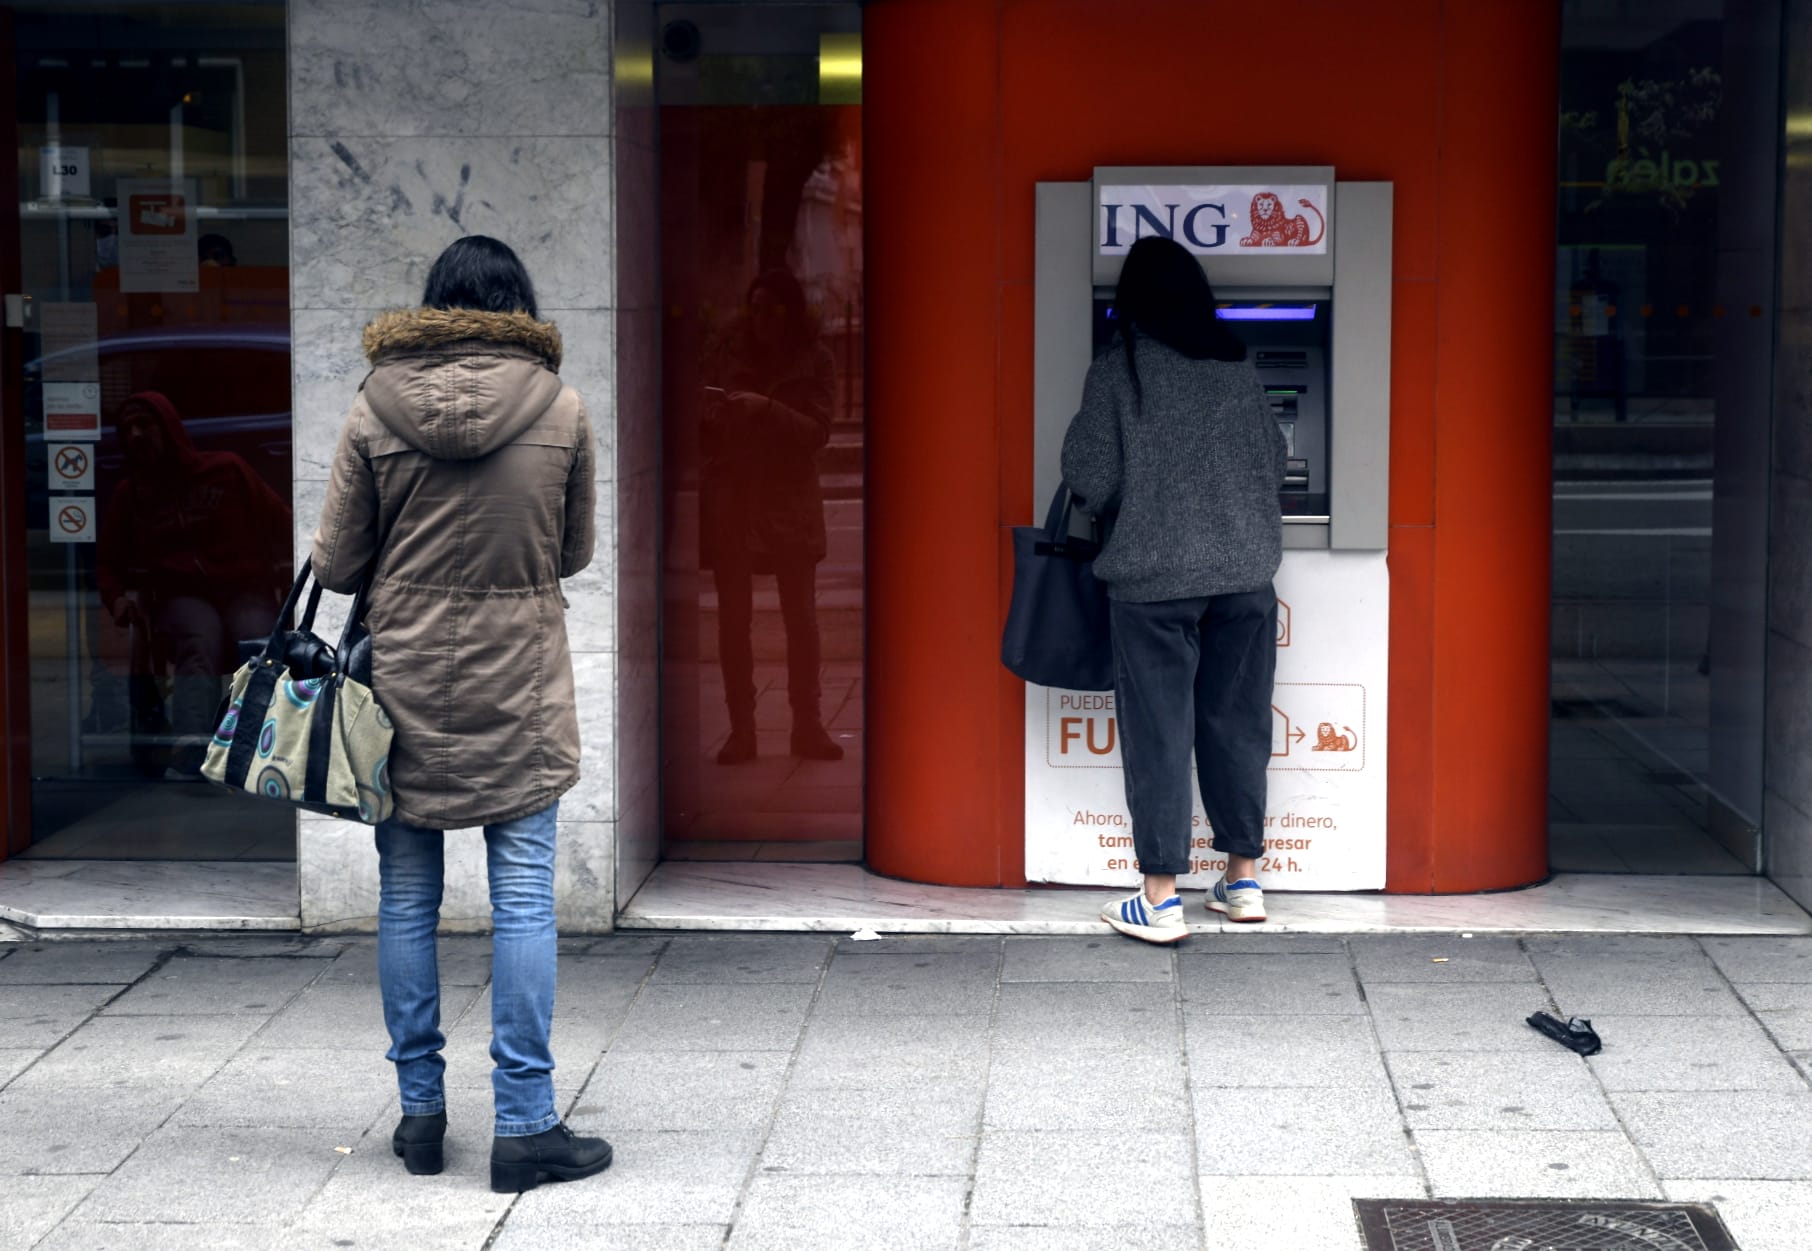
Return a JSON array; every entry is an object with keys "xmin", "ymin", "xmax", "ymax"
[{"xmin": 312, "ymin": 307, "xmax": 595, "ymax": 829}]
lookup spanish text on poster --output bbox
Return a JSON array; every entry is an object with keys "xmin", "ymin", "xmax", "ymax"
[
  {"xmin": 43, "ymin": 381, "xmax": 101, "ymax": 441},
  {"xmin": 1025, "ymin": 549, "xmax": 1388, "ymax": 891},
  {"xmin": 117, "ymin": 178, "xmax": 200, "ymax": 294}
]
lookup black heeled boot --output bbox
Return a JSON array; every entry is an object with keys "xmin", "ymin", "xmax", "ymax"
[
  {"xmin": 391, "ymin": 1111, "xmax": 447, "ymax": 1176},
  {"xmin": 490, "ymin": 1122, "xmax": 614, "ymax": 1194}
]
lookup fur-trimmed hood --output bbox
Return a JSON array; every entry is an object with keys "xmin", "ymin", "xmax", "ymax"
[
  {"xmin": 359, "ymin": 307, "xmax": 567, "ymax": 462},
  {"xmin": 362, "ymin": 307, "xmax": 563, "ymax": 371}
]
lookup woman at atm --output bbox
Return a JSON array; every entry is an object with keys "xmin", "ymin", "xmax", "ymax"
[{"xmin": 1061, "ymin": 235, "xmax": 1289, "ymax": 943}]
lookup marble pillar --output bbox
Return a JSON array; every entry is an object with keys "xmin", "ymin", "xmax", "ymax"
[{"xmin": 288, "ymin": 0, "xmax": 619, "ymax": 932}]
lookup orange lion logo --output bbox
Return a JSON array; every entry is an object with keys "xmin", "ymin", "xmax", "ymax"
[
  {"xmin": 1239, "ymin": 192, "xmax": 1325, "ymax": 248},
  {"xmin": 1312, "ymin": 722, "xmax": 1357, "ymax": 752}
]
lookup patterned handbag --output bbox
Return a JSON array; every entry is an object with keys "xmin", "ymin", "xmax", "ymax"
[{"xmin": 202, "ymin": 560, "xmax": 394, "ymax": 824}]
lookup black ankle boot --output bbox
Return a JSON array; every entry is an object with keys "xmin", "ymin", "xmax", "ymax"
[
  {"xmin": 791, "ymin": 722, "xmax": 844, "ymax": 761},
  {"xmin": 391, "ymin": 1112, "xmax": 446, "ymax": 1176},
  {"xmin": 490, "ymin": 1122, "xmax": 613, "ymax": 1194},
  {"xmin": 717, "ymin": 727, "xmax": 757, "ymax": 765}
]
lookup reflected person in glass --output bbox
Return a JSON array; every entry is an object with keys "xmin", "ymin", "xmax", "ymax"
[
  {"xmin": 701, "ymin": 267, "xmax": 844, "ymax": 765},
  {"xmin": 96, "ymin": 391, "xmax": 291, "ymax": 777}
]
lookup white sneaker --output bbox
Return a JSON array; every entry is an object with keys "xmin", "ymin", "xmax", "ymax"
[
  {"xmin": 1101, "ymin": 890, "xmax": 1189, "ymax": 944},
  {"xmin": 1207, "ymin": 876, "xmax": 1267, "ymax": 924}
]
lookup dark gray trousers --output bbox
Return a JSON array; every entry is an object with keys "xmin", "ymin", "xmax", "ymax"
[{"xmin": 1109, "ymin": 586, "xmax": 1277, "ymax": 875}]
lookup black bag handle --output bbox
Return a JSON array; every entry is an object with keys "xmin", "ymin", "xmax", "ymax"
[
  {"xmin": 333, "ymin": 575, "xmax": 372, "ymax": 685},
  {"xmin": 1036, "ymin": 485, "xmax": 1101, "ymax": 560},
  {"xmin": 260, "ymin": 561, "xmax": 316, "ymax": 665}
]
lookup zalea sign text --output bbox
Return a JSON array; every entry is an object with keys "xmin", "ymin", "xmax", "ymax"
[{"xmin": 1099, "ymin": 184, "xmax": 1330, "ymax": 256}]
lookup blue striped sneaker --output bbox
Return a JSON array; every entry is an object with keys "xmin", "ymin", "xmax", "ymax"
[
  {"xmin": 1101, "ymin": 890, "xmax": 1189, "ymax": 944},
  {"xmin": 1207, "ymin": 876, "xmax": 1267, "ymax": 924}
]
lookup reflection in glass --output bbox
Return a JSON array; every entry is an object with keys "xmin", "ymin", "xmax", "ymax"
[
  {"xmin": 1549, "ymin": 0, "xmax": 1773, "ymax": 875},
  {"xmin": 659, "ymin": 5, "xmax": 863, "ymax": 856},
  {"xmin": 10, "ymin": 3, "xmax": 294, "ymax": 860}
]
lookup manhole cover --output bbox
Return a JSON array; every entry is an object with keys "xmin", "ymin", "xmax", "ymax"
[{"xmin": 1353, "ymin": 1199, "xmax": 1739, "ymax": 1251}]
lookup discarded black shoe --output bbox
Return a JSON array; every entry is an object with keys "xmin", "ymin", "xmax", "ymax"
[
  {"xmin": 490, "ymin": 1122, "xmax": 613, "ymax": 1194},
  {"xmin": 391, "ymin": 1111, "xmax": 447, "ymax": 1175},
  {"xmin": 1526, "ymin": 1011, "xmax": 1603, "ymax": 1056}
]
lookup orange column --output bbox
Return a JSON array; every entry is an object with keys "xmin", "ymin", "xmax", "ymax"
[
  {"xmin": 1420, "ymin": 0, "xmax": 1559, "ymax": 892},
  {"xmin": 864, "ymin": 0, "xmax": 1005, "ymax": 885}
]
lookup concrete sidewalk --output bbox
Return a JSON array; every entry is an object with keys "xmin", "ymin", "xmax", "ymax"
[{"xmin": 2, "ymin": 931, "xmax": 1810, "ymax": 1250}]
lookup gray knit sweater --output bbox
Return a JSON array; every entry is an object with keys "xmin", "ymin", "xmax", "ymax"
[{"xmin": 1061, "ymin": 335, "xmax": 1288, "ymax": 603}]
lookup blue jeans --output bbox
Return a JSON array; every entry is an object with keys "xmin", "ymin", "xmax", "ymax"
[{"xmin": 374, "ymin": 802, "xmax": 560, "ymax": 1137}]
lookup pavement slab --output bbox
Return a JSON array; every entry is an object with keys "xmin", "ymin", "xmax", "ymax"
[
  {"xmin": 73, "ymin": 1124, "xmax": 364, "ymax": 1225},
  {"xmin": 1664, "ymin": 1180, "xmax": 1812, "ymax": 1251},
  {"xmin": 1180, "ymin": 953, "xmax": 1366, "ymax": 1014},
  {"xmin": 970, "ymin": 1130, "xmax": 1198, "ymax": 1228},
  {"xmin": 1385, "ymin": 1050, "xmax": 1620, "ymax": 1130},
  {"xmin": 1699, "ymin": 936, "xmax": 1812, "ymax": 984},
  {"xmin": 1200, "ymin": 1174, "xmax": 1428, "ymax": 1251},
  {"xmin": 0, "ymin": 1174, "xmax": 101, "ymax": 1249},
  {"xmin": 726, "ymin": 1174, "xmax": 970, "ymax": 1250},
  {"xmin": 501, "ymin": 1130, "xmax": 760, "ymax": 1227},
  {"xmin": 1349, "ymin": 935, "xmax": 1539, "ymax": 984},
  {"xmin": 575, "ymin": 1049, "xmax": 791, "ymax": 1131},
  {"xmin": 0, "ymin": 983, "xmax": 128, "ymax": 1048},
  {"xmin": 1184, "ymin": 1013, "xmax": 1394, "ymax": 1090},
  {"xmin": 1414, "ymin": 1129, "xmax": 1662, "ymax": 1198},
  {"xmin": 0, "ymin": 942, "xmax": 170, "ymax": 985},
  {"xmin": 1193, "ymin": 1085, "xmax": 1418, "ymax": 1176},
  {"xmin": 1583, "ymin": 1013, "xmax": 1810, "ymax": 1092},
  {"xmin": 1000, "ymin": 935, "xmax": 1177, "ymax": 982},
  {"xmin": 1731, "ymin": 981, "xmax": 1812, "ymax": 1050},
  {"xmin": 761, "ymin": 1080, "xmax": 982, "ymax": 1175},
  {"xmin": 100, "ymin": 956, "xmax": 324, "ymax": 1016},
  {"xmin": 1612, "ymin": 1090, "xmax": 1812, "ymax": 1180},
  {"xmin": 1367, "ymin": 983, "xmax": 1563, "ymax": 1052}
]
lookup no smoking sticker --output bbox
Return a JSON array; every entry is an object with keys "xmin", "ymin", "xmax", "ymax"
[
  {"xmin": 50, "ymin": 496, "xmax": 95, "ymax": 544},
  {"xmin": 48, "ymin": 443, "xmax": 94, "ymax": 492}
]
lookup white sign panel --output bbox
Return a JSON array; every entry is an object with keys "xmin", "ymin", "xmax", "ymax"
[
  {"xmin": 1026, "ymin": 549, "xmax": 1388, "ymax": 891},
  {"xmin": 43, "ymin": 381, "xmax": 101, "ymax": 442},
  {"xmin": 40, "ymin": 145, "xmax": 90, "ymax": 199},
  {"xmin": 40, "ymin": 302, "xmax": 99, "ymax": 382},
  {"xmin": 1099, "ymin": 184, "xmax": 1330, "ymax": 256},
  {"xmin": 117, "ymin": 179, "xmax": 200, "ymax": 294},
  {"xmin": 48, "ymin": 444, "xmax": 95, "ymax": 493},
  {"xmin": 49, "ymin": 496, "xmax": 96, "ymax": 544}
]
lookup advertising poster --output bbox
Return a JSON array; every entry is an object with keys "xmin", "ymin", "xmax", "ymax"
[
  {"xmin": 1025, "ymin": 549, "xmax": 1389, "ymax": 891},
  {"xmin": 43, "ymin": 381, "xmax": 101, "ymax": 441},
  {"xmin": 117, "ymin": 178, "xmax": 200, "ymax": 294}
]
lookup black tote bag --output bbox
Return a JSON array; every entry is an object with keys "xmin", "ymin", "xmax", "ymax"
[{"xmin": 1001, "ymin": 485, "xmax": 1114, "ymax": 691}]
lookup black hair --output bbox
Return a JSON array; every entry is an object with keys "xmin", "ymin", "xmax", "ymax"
[
  {"xmin": 1114, "ymin": 235, "xmax": 1245, "ymax": 393},
  {"xmin": 421, "ymin": 235, "xmax": 539, "ymax": 319}
]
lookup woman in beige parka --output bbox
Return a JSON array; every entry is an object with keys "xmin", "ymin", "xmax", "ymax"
[{"xmin": 312, "ymin": 236, "xmax": 612, "ymax": 1194}]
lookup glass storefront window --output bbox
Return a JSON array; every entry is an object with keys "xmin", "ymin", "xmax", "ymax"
[
  {"xmin": 6, "ymin": 2, "xmax": 293, "ymax": 860},
  {"xmin": 657, "ymin": 4, "xmax": 865, "ymax": 859},
  {"xmin": 1550, "ymin": 0, "xmax": 1777, "ymax": 873}
]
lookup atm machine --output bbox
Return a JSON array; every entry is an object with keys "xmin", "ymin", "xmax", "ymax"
[
  {"xmin": 1034, "ymin": 165, "xmax": 1392, "ymax": 550},
  {"xmin": 1026, "ymin": 167, "xmax": 1395, "ymax": 891}
]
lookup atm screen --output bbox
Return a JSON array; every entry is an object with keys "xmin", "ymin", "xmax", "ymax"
[{"xmin": 1091, "ymin": 297, "xmax": 1331, "ymax": 519}]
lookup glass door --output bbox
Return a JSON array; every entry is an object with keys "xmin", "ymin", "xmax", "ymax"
[
  {"xmin": 657, "ymin": 4, "xmax": 864, "ymax": 861},
  {"xmin": 3, "ymin": 2, "xmax": 294, "ymax": 861},
  {"xmin": 1549, "ymin": 0, "xmax": 1777, "ymax": 874}
]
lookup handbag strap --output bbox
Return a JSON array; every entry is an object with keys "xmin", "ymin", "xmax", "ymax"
[
  {"xmin": 1042, "ymin": 484, "xmax": 1075, "ymax": 542},
  {"xmin": 259, "ymin": 561, "xmax": 316, "ymax": 664}
]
